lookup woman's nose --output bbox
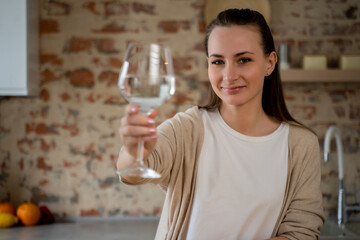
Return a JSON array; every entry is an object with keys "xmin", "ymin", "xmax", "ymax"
[{"xmin": 223, "ymin": 64, "xmax": 238, "ymax": 82}]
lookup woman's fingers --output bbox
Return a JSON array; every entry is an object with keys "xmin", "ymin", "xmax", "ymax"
[
  {"xmin": 122, "ymin": 105, "xmax": 158, "ymax": 127},
  {"xmin": 119, "ymin": 104, "xmax": 158, "ymax": 158},
  {"xmin": 121, "ymin": 134, "xmax": 157, "ymax": 146},
  {"xmin": 120, "ymin": 104, "xmax": 158, "ymax": 141},
  {"xmin": 120, "ymin": 125, "xmax": 156, "ymax": 138},
  {"xmin": 121, "ymin": 114, "xmax": 154, "ymax": 128},
  {"xmin": 125, "ymin": 104, "xmax": 138, "ymax": 115}
]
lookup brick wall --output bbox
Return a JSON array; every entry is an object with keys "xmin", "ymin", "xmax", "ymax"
[{"xmin": 0, "ymin": 0, "xmax": 359, "ymax": 218}]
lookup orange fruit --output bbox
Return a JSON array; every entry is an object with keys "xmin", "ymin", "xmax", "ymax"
[
  {"xmin": 0, "ymin": 202, "xmax": 16, "ymax": 215},
  {"xmin": 16, "ymin": 202, "xmax": 41, "ymax": 226}
]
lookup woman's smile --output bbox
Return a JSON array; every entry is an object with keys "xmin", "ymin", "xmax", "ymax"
[{"xmin": 221, "ymin": 85, "xmax": 246, "ymax": 94}]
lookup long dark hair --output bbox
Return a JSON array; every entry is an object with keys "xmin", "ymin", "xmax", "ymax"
[{"xmin": 200, "ymin": 8, "xmax": 301, "ymax": 125}]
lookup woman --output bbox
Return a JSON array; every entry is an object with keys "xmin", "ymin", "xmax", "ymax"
[{"xmin": 117, "ymin": 8, "xmax": 325, "ymax": 240}]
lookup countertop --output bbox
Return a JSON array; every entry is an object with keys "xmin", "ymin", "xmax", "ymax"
[
  {"xmin": 0, "ymin": 217, "xmax": 159, "ymax": 240},
  {"xmin": 1, "ymin": 217, "xmax": 359, "ymax": 240}
]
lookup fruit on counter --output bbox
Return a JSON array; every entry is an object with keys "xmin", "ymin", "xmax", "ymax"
[
  {"xmin": 0, "ymin": 213, "xmax": 18, "ymax": 228},
  {"xmin": 0, "ymin": 202, "xmax": 16, "ymax": 215},
  {"xmin": 39, "ymin": 205, "xmax": 55, "ymax": 224},
  {"xmin": 16, "ymin": 202, "xmax": 41, "ymax": 226}
]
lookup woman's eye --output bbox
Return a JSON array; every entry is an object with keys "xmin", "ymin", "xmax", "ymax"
[
  {"xmin": 239, "ymin": 58, "xmax": 251, "ymax": 64},
  {"xmin": 211, "ymin": 60, "xmax": 224, "ymax": 65}
]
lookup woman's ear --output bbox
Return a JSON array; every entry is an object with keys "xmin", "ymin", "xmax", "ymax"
[{"xmin": 266, "ymin": 51, "xmax": 278, "ymax": 75}]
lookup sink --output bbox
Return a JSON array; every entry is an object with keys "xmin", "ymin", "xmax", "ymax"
[{"xmin": 320, "ymin": 219, "xmax": 360, "ymax": 239}]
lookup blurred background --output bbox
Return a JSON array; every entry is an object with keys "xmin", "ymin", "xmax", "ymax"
[{"xmin": 0, "ymin": 0, "xmax": 359, "ymax": 220}]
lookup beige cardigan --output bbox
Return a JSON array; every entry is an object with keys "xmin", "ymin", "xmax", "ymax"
[{"xmin": 122, "ymin": 106, "xmax": 325, "ymax": 239}]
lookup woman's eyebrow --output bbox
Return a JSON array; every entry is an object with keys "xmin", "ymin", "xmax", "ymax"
[
  {"xmin": 209, "ymin": 54, "xmax": 223, "ymax": 58},
  {"xmin": 209, "ymin": 51, "xmax": 254, "ymax": 58},
  {"xmin": 234, "ymin": 51, "xmax": 254, "ymax": 57}
]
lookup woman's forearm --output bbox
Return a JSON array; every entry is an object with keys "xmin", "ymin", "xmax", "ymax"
[{"xmin": 267, "ymin": 237, "xmax": 290, "ymax": 240}]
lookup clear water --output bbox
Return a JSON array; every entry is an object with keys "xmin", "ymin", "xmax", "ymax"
[{"xmin": 121, "ymin": 74, "xmax": 175, "ymax": 113}]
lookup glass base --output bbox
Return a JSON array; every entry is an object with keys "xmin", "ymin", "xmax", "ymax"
[{"xmin": 116, "ymin": 163, "xmax": 161, "ymax": 179}]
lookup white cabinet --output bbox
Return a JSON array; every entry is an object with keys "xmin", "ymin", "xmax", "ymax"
[{"xmin": 0, "ymin": 0, "xmax": 39, "ymax": 96}]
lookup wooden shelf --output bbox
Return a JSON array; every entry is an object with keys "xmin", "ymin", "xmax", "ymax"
[
  {"xmin": 280, "ymin": 69, "xmax": 360, "ymax": 82},
  {"xmin": 197, "ymin": 69, "xmax": 360, "ymax": 83}
]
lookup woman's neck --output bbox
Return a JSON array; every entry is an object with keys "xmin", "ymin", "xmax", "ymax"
[{"xmin": 219, "ymin": 103, "xmax": 280, "ymax": 136}]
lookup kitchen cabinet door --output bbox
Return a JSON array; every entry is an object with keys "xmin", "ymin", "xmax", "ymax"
[{"xmin": 0, "ymin": 0, "xmax": 39, "ymax": 96}]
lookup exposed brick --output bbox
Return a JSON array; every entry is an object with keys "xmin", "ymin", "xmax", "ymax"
[
  {"xmin": 98, "ymin": 71, "xmax": 118, "ymax": 86},
  {"xmin": 69, "ymin": 69, "xmax": 95, "ymax": 87},
  {"xmin": 350, "ymin": 105, "xmax": 360, "ymax": 120},
  {"xmin": 37, "ymin": 157, "xmax": 52, "ymax": 170},
  {"xmin": 1, "ymin": 161, "xmax": 6, "ymax": 170},
  {"xmin": 86, "ymin": 92, "xmax": 102, "ymax": 103},
  {"xmin": 291, "ymin": 12, "xmax": 301, "ymax": 18},
  {"xmin": 104, "ymin": 2, "xmax": 130, "ymax": 16},
  {"xmin": 310, "ymin": 22, "xmax": 360, "ymax": 36},
  {"xmin": 59, "ymin": 92, "xmax": 71, "ymax": 102},
  {"xmin": 298, "ymin": 40, "xmax": 324, "ymax": 53},
  {"xmin": 40, "ymin": 19, "xmax": 59, "ymax": 34},
  {"xmin": 132, "ymin": 2, "xmax": 155, "ymax": 14},
  {"xmin": 93, "ymin": 22, "xmax": 128, "ymax": 33},
  {"xmin": 327, "ymin": 38, "xmax": 353, "ymax": 53},
  {"xmin": 158, "ymin": 20, "xmax": 190, "ymax": 33},
  {"xmin": 40, "ymin": 69, "xmax": 63, "ymax": 85},
  {"xmin": 153, "ymin": 207, "xmax": 161, "ymax": 215},
  {"xmin": 41, "ymin": 139, "xmax": 54, "ymax": 152},
  {"xmin": 60, "ymin": 123, "xmax": 79, "ymax": 136},
  {"xmin": 40, "ymin": 54, "xmax": 63, "ymax": 66},
  {"xmin": 290, "ymin": 106, "xmax": 316, "ymax": 120},
  {"xmin": 17, "ymin": 138, "xmax": 34, "ymax": 153},
  {"xmin": 67, "ymin": 108, "xmax": 79, "ymax": 118},
  {"xmin": 104, "ymin": 96, "xmax": 123, "ymax": 105},
  {"xmin": 64, "ymin": 37, "xmax": 95, "ymax": 53},
  {"xmin": 37, "ymin": 123, "xmax": 59, "ymax": 135},
  {"xmin": 108, "ymin": 58, "xmax": 123, "ymax": 68},
  {"xmin": 26, "ymin": 123, "xmax": 59, "ymax": 135},
  {"xmin": 284, "ymin": 95, "xmax": 296, "ymax": 101},
  {"xmin": 45, "ymin": 1, "xmax": 71, "ymax": 16},
  {"xmin": 172, "ymin": 92, "xmax": 194, "ymax": 105},
  {"xmin": 64, "ymin": 159, "xmax": 80, "ymax": 168},
  {"xmin": 83, "ymin": 1, "xmax": 100, "ymax": 15},
  {"xmin": 97, "ymin": 38, "xmax": 118, "ymax": 53},
  {"xmin": 92, "ymin": 57, "xmax": 123, "ymax": 69},
  {"xmin": 31, "ymin": 187, "xmax": 60, "ymax": 203},
  {"xmin": 18, "ymin": 158, "xmax": 24, "ymax": 170},
  {"xmin": 329, "ymin": 90, "xmax": 348, "ymax": 103},
  {"xmin": 0, "ymin": 126, "xmax": 10, "ymax": 138},
  {"xmin": 198, "ymin": 20, "xmax": 206, "ymax": 33},
  {"xmin": 193, "ymin": 41, "xmax": 205, "ymax": 52},
  {"xmin": 39, "ymin": 179, "xmax": 49, "ymax": 186},
  {"xmin": 334, "ymin": 106, "xmax": 346, "ymax": 118},
  {"xmin": 39, "ymin": 88, "xmax": 50, "ymax": 102},
  {"xmin": 81, "ymin": 208, "xmax": 101, "ymax": 216},
  {"xmin": 173, "ymin": 57, "xmax": 193, "ymax": 71}
]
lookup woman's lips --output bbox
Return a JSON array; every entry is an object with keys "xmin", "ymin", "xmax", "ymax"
[{"xmin": 221, "ymin": 86, "xmax": 245, "ymax": 94}]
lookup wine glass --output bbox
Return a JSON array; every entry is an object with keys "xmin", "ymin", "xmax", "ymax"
[{"xmin": 116, "ymin": 42, "xmax": 175, "ymax": 178}]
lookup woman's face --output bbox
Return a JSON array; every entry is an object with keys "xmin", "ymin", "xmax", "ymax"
[{"xmin": 207, "ymin": 25, "xmax": 276, "ymax": 109}]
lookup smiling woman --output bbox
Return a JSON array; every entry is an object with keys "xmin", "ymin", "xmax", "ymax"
[
  {"xmin": 206, "ymin": 25, "xmax": 277, "ymax": 123},
  {"xmin": 117, "ymin": 8, "xmax": 325, "ymax": 240}
]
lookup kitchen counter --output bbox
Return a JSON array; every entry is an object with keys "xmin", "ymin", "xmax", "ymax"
[
  {"xmin": 0, "ymin": 217, "xmax": 159, "ymax": 240},
  {"xmin": 1, "ymin": 217, "xmax": 359, "ymax": 240}
]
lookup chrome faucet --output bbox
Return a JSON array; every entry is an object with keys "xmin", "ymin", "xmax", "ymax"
[{"xmin": 324, "ymin": 126, "xmax": 360, "ymax": 226}]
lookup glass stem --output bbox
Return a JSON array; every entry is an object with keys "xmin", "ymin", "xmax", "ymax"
[{"xmin": 136, "ymin": 138, "xmax": 145, "ymax": 166}]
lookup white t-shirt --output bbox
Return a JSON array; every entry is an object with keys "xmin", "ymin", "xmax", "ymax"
[{"xmin": 186, "ymin": 109, "xmax": 289, "ymax": 240}]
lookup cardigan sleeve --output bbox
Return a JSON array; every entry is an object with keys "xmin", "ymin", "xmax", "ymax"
[
  {"xmin": 121, "ymin": 106, "xmax": 203, "ymax": 191},
  {"xmin": 119, "ymin": 116, "xmax": 176, "ymax": 186},
  {"xmin": 276, "ymin": 126, "xmax": 325, "ymax": 239}
]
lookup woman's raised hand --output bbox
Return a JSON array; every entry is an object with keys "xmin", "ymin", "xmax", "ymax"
[{"xmin": 118, "ymin": 104, "xmax": 158, "ymax": 162}]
